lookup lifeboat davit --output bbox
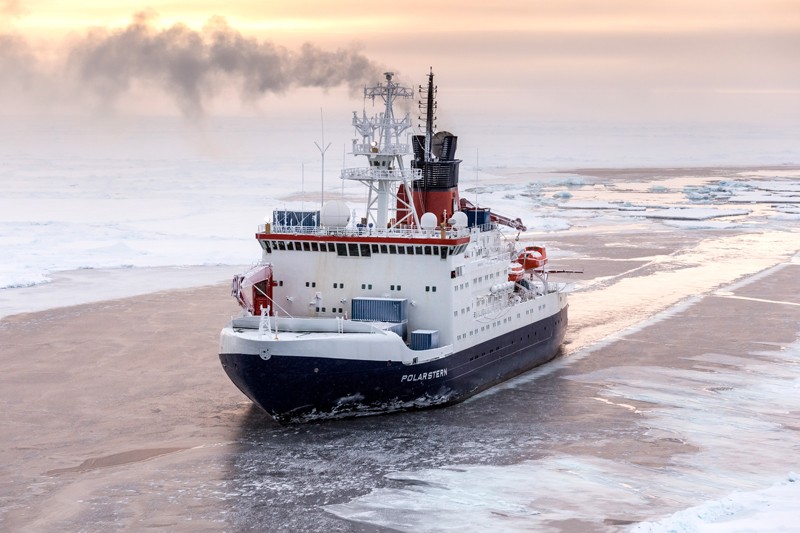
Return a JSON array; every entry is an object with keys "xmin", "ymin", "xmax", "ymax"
[
  {"xmin": 508, "ymin": 261, "xmax": 525, "ymax": 282},
  {"xmin": 517, "ymin": 245, "xmax": 547, "ymax": 270},
  {"xmin": 232, "ymin": 264, "xmax": 275, "ymax": 316}
]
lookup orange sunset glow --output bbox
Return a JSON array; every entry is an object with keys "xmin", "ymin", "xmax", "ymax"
[{"xmin": 2, "ymin": 0, "xmax": 799, "ymax": 122}]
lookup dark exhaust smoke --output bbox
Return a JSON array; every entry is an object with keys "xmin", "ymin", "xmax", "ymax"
[{"xmin": 2, "ymin": 11, "xmax": 386, "ymax": 117}]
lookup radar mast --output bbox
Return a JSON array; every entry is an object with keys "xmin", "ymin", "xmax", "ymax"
[{"xmin": 342, "ymin": 72, "xmax": 421, "ymax": 230}]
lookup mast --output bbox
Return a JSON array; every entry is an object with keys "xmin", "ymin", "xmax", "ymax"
[
  {"xmin": 410, "ymin": 70, "xmax": 462, "ymax": 226},
  {"xmin": 423, "ymin": 68, "xmax": 435, "ymax": 163},
  {"xmin": 342, "ymin": 72, "xmax": 421, "ymax": 230}
]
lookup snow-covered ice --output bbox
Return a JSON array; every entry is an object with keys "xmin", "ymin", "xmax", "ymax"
[
  {"xmin": 2, "ymin": 116, "xmax": 799, "ymax": 293},
  {"xmin": 631, "ymin": 473, "xmax": 799, "ymax": 533},
  {"xmin": 327, "ymin": 288, "xmax": 800, "ymax": 531},
  {"xmin": 634, "ymin": 207, "xmax": 751, "ymax": 220}
]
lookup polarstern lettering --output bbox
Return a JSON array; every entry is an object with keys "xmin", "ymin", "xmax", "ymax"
[{"xmin": 401, "ymin": 368, "xmax": 448, "ymax": 382}]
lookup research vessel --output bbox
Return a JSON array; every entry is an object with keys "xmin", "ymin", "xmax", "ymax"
[{"xmin": 219, "ymin": 71, "xmax": 569, "ymax": 423}]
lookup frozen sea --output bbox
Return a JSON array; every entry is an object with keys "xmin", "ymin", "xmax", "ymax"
[
  {"xmin": 1, "ymin": 113, "xmax": 799, "ymax": 296},
  {"xmin": 1, "ymin": 112, "xmax": 799, "ymax": 531}
]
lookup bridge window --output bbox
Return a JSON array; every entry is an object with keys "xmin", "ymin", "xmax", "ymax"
[{"xmin": 360, "ymin": 243, "xmax": 371, "ymax": 256}]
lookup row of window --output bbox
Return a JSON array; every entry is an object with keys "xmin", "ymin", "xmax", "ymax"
[
  {"xmin": 474, "ymin": 272, "xmax": 503, "ymax": 284},
  {"xmin": 298, "ymin": 282, "xmax": 435, "ymax": 292},
  {"xmin": 315, "ymin": 307, "xmax": 345, "ymax": 313},
  {"xmin": 457, "ymin": 320, "xmax": 554, "ymax": 342},
  {"xmin": 261, "ymin": 240, "xmax": 468, "ymax": 258},
  {"xmin": 456, "ymin": 315, "xmax": 518, "ymax": 340}
]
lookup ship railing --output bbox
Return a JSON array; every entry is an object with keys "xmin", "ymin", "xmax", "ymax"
[
  {"xmin": 473, "ymin": 222, "xmax": 495, "ymax": 233},
  {"xmin": 341, "ymin": 167, "xmax": 422, "ymax": 182},
  {"xmin": 352, "ymin": 142, "xmax": 410, "ymax": 155},
  {"xmin": 260, "ymin": 224, "xmax": 473, "ymax": 239},
  {"xmin": 232, "ymin": 315, "xmax": 395, "ymax": 334},
  {"xmin": 259, "ymin": 220, "xmax": 493, "ymax": 239},
  {"xmin": 352, "ymin": 111, "xmax": 412, "ymax": 131},
  {"xmin": 473, "ymin": 288, "xmax": 544, "ymax": 319}
]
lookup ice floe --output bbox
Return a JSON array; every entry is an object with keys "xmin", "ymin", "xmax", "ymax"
[{"xmin": 635, "ymin": 207, "xmax": 751, "ymax": 220}]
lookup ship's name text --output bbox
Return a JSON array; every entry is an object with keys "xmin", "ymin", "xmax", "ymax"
[{"xmin": 401, "ymin": 368, "xmax": 448, "ymax": 382}]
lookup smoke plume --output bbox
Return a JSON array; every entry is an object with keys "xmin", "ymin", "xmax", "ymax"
[{"xmin": 2, "ymin": 11, "xmax": 385, "ymax": 117}]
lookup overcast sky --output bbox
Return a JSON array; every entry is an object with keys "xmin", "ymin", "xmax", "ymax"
[{"xmin": 2, "ymin": 0, "xmax": 799, "ymax": 123}]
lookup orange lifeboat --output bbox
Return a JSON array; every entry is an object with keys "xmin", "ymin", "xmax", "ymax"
[
  {"xmin": 517, "ymin": 245, "xmax": 547, "ymax": 270},
  {"xmin": 508, "ymin": 261, "xmax": 525, "ymax": 282},
  {"xmin": 232, "ymin": 264, "xmax": 275, "ymax": 316}
]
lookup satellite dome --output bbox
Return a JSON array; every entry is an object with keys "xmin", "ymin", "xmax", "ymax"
[
  {"xmin": 321, "ymin": 200, "xmax": 350, "ymax": 228},
  {"xmin": 420, "ymin": 212, "xmax": 438, "ymax": 229},
  {"xmin": 448, "ymin": 211, "xmax": 468, "ymax": 228}
]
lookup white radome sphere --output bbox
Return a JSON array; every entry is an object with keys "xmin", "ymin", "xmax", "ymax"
[
  {"xmin": 420, "ymin": 212, "xmax": 438, "ymax": 229},
  {"xmin": 321, "ymin": 200, "xmax": 351, "ymax": 228},
  {"xmin": 448, "ymin": 211, "xmax": 468, "ymax": 228}
]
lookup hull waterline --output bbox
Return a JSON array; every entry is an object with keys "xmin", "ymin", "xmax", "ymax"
[{"xmin": 220, "ymin": 306, "xmax": 567, "ymax": 423}]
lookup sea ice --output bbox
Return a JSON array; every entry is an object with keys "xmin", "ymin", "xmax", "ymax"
[
  {"xmin": 630, "ymin": 473, "xmax": 800, "ymax": 533},
  {"xmin": 633, "ymin": 207, "xmax": 750, "ymax": 220},
  {"xmin": 728, "ymin": 192, "xmax": 800, "ymax": 204},
  {"xmin": 557, "ymin": 201, "xmax": 645, "ymax": 211},
  {"xmin": 327, "ymin": 326, "xmax": 800, "ymax": 532}
]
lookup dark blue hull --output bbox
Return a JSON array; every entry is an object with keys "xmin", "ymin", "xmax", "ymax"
[{"xmin": 220, "ymin": 306, "xmax": 567, "ymax": 423}]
